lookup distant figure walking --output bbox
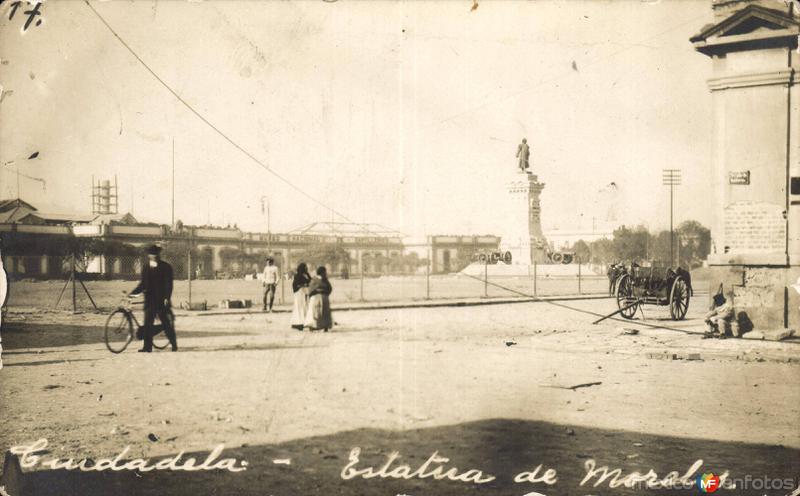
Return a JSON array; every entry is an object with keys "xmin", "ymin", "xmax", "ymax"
[
  {"xmin": 290, "ymin": 263, "xmax": 312, "ymax": 331},
  {"xmin": 262, "ymin": 257, "xmax": 280, "ymax": 312},
  {"xmin": 304, "ymin": 266, "xmax": 333, "ymax": 332}
]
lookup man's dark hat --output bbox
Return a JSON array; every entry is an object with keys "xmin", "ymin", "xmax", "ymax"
[
  {"xmin": 713, "ymin": 284, "xmax": 726, "ymax": 306},
  {"xmin": 145, "ymin": 244, "xmax": 162, "ymax": 255}
]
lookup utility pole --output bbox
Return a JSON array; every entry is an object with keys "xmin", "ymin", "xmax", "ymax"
[
  {"xmin": 261, "ymin": 196, "xmax": 271, "ymax": 254},
  {"xmin": 171, "ymin": 138, "xmax": 175, "ymax": 227},
  {"xmin": 662, "ymin": 169, "xmax": 681, "ymax": 267},
  {"xmin": 2, "ymin": 152, "xmax": 40, "ymax": 200}
]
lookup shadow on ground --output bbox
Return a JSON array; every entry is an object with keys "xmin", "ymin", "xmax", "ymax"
[
  {"xmin": 1, "ymin": 322, "xmax": 257, "ymax": 350},
  {"xmin": 3, "ymin": 418, "xmax": 797, "ymax": 496}
]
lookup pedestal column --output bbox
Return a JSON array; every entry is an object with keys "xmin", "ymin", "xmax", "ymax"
[{"xmin": 500, "ymin": 172, "xmax": 548, "ymax": 264}]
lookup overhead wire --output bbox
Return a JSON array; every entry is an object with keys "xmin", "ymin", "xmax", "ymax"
[
  {"xmin": 83, "ymin": 0, "xmax": 357, "ymax": 225},
  {"xmin": 459, "ymin": 270, "xmax": 699, "ymax": 335}
]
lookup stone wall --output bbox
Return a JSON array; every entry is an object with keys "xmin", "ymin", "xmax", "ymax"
[{"xmin": 709, "ymin": 265, "xmax": 800, "ymax": 330}]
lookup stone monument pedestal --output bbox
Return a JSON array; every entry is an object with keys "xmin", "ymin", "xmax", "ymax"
[{"xmin": 499, "ymin": 171, "xmax": 548, "ymax": 265}]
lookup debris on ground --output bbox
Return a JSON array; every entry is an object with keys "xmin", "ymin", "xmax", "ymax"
[
  {"xmin": 110, "ymin": 425, "xmax": 128, "ymax": 435},
  {"xmin": 147, "ymin": 433, "xmax": 159, "ymax": 442},
  {"xmin": 505, "ymin": 341, "xmax": 517, "ymax": 347},
  {"xmin": 765, "ymin": 328, "xmax": 794, "ymax": 341},
  {"xmin": 540, "ymin": 381, "xmax": 602, "ymax": 391}
]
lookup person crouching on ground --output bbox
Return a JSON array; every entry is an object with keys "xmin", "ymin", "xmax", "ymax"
[
  {"xmin": 290, "ymin": 263, "xmax": 311, "ymax": 331},
  {"xmin": 304, "ymin": 266, "xmax": 333, "ymax": 332},
  {"xmin": 129, "ymin": 245, "xmax": 177, "ymax": 352},
  {"xmin": 703, "ymin": 292, "xmax": 733, "ymax": 339},
  {"xmin": 262, "ymin": 257, "xmax": 280, "ymax": 312}
]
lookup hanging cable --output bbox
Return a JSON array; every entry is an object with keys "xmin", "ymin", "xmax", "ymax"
[{"xmin": 83, "ymin": 1, "xmax": 356, "ymax": 224}]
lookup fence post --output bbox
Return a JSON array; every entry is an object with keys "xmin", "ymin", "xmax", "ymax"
[
  {"xmin": 533, "ymin": 260, "xmax": 538, "ymax": 297},
  {"xmin": 483, "ymin": 260, "xmax": 488, "ymax": 298},
  {"xmin": 426, "ymin": 258, "xmax": 430, "ymax": 300},
  {"xmin": 187, "ymin": 249, "xmax": 192, "ymax": 306},
  {"xmin": 578, "ymin": 259, "xmax": 582, "ymax": 295},
  {"xmin": 71, "ymin": 253, "xmax": 77, "ymax": 314},
  {"xmin": 360, "ymin": 263, "xmax": 365, "ymax": 302}
]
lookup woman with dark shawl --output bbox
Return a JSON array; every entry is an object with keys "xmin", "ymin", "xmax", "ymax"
[
  {"xmin": 290, "ymin": 263, "xmax": 312, "ymax": 330},
  {"xmin": 303, "ymin": 266, "xmax": 333, "ymax": 332}
]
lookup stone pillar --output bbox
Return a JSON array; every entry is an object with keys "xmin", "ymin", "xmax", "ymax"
[
  {"xmin": 692, "ymin": 1, "xmax": 800, "ymax": 330},
  {"xmin": 500, "ymin": 172, "xmax": 548, "ymax": 264},
  {"xmin": 211, "ymin": 245, "xmax": 223, "ymax": 275}
]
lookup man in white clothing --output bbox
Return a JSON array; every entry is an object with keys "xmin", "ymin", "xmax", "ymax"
[{"xmin": 262, "ymin": 257, "xmax": 280, "ymax": 312}]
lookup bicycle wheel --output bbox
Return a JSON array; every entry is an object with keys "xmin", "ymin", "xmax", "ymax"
[
  {"xmin": 105, "ymin": 309, "xmax": 133, "ymax": 353},
  {"xmin": 152, "ymin": 309, "xmax": 175, "ymax": 350}
]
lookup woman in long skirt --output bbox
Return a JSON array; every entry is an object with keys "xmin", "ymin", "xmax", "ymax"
[
  {"xmin": 290, "ymin": 263, "xmax": 311, "ymax": 330},
  {"xmin": 304, "ymin": 266, "xmax": 333, "ymax": 332}
]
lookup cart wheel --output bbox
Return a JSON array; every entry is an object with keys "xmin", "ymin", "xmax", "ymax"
[
  {"xmin": 616, "ymin": 274, "xmax": 637, "ymax": 319},
  {"xmin": 669, "ymin": 276, "xmax": 690, "ymax": 320}
]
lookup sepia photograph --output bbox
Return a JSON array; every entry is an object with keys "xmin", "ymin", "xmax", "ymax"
[{"xmin": 1, "ymin": 0, "xmax": 799, "ymax": 495}]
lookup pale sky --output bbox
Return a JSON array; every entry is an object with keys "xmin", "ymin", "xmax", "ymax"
[{"xmin": 1, "ymin": 0, "xmax": 722, "ymax": 236}]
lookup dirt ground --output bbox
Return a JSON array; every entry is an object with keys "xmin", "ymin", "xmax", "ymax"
[
  {"xmin": 0, "ymin": 295, "xmax": 798, "ymax": 496},
  {"xmin": 5, "ymin": 274, "xmax": 618, "ymax": 311}
]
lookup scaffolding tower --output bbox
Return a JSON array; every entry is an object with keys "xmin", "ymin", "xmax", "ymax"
[{"xmin": 91, "ymin": 175, "xmax": 119, "ymax": 215}]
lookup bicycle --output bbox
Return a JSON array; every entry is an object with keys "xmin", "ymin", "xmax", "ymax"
[{"xmin": 104, "ymin": 294, "xmax": 174, "ymax": 353}]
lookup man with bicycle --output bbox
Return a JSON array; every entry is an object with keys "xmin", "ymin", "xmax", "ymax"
[{"xmin": 130, "ymin": 245, "xmax": 177, "ymax": 352}]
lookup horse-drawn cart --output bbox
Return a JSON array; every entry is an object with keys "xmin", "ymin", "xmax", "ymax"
[{"xmin": 614, "ymin": 262, "xmax": 692, "ymax": 320}]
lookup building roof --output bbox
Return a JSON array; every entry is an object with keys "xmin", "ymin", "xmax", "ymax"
[
  {"xmin": 90, "ymin": 212, "xmax": 139, "ymax": 225},
  {"xmin": 0, "ymin": 199, "xmax": 114, "ymax": 225},
  {"xmin": 0, "ymin": 199, "xmax": 37, "ymax": 223},
  {"xmin": 0, "ymin": 199, "xmax": 37, "ymax": 213},
  {"xmin": 691, "ymin": 4, "xmax": 799, "ymax": 55},
  {"xmin": 35, "ymin": 212, "xmax": 96, "ymax": 223},
  {"xmin": 289, "ymin": 221, "xmax": 405, "ymax": 237}
]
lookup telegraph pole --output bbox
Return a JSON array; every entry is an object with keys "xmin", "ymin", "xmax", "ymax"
[
  {"xmin": 662, "ymin": 169, "xmax": 682, "ymax": 267},
  {"xmin": 171, "ymin": 138, "xmax": 175, "ymax": 227},
  {"xmin": 2, "ymin": 152, "xmax": 41, "ymax": 200},
  {"xmin": 261, "ymin": 196, "xmax": 271, "ymax": 254}
]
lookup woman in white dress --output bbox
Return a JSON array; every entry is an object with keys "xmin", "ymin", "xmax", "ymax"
[
  {"xmin": 304, "ymin": 266, "xmax": 333, "ymax": 332},
  {"xmin": 290, "ymin": 263, "xmax": 311, "ymax": 331}
]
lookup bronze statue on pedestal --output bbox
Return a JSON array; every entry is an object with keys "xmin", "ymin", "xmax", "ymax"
[{"xmin": 516, "ymin": 138, "xmax": 530, "ymax": 173}]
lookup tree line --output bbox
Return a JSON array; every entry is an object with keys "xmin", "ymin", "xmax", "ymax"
[{"xmin": 570, "ymin": 220, "xmax": 711, "ymax": 268}]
